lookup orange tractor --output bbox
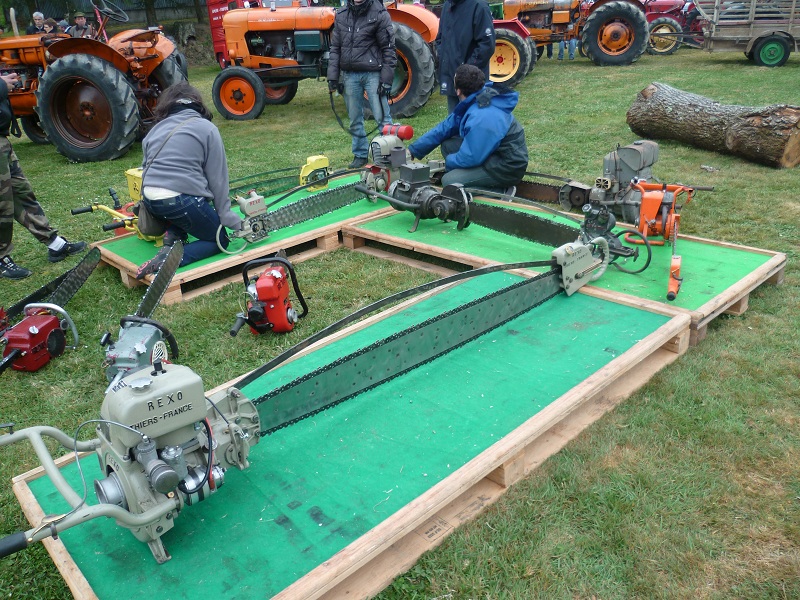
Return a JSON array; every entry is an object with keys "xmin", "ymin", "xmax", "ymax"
[
  {"xmin": 2, "ymin": 1, "xmax": 186, "ymax": 162},
  {"xmin": 210, "ymin": 0, "xmax": 438, "ymax": 120}
]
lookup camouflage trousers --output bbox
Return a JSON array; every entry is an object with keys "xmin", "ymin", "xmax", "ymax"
[{"xmin": 0, "ymin": 136, "xmax": 57, "ymax": 259}]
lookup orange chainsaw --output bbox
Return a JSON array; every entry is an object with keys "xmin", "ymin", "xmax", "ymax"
[{"xmin": 625, "ymin": 180, "xmax": 695, "ymax": 301}]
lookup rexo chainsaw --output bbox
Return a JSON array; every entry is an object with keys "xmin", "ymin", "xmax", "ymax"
[
  {"xmin": 0, "ymin": 247, "xmax": 101, "ymax": 375},
  {"xmin": 101, "ymin": 243, "xmax": 183, "ymax": 390},
  {"xmin": 0, "ymin": 359, "xmax": 260, "ymax": 563}
]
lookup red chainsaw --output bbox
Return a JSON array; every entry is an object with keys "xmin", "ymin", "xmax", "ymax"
[
  {"xmin": 625, "ymin": 180, "xmax": 695, "ymax": 301},
  {"xmin": 1, "ymin": 247, "xmax": 101, "ymax": 374},
  {"xmin": 229, "ymin": 255, "xmax": 308, "ymax": 336}
]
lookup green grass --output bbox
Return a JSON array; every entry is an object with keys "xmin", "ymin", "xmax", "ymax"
[{"xmin": 1, "ymin": 47, "xmax": 799, "ymax": 599}]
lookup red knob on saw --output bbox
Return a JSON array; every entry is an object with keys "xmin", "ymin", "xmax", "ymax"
[{"xmin": 381, "ymin": 124, "xmax": 413, "ymax": 140}]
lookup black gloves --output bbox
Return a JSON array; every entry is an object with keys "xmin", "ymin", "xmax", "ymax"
[
  {"xmin": 378, "ymin": 82, "xmax": 392, "ymax": 98},
  {"xmin": 328, "ymin": 79, "xmax": 338, "ymax": 94}
]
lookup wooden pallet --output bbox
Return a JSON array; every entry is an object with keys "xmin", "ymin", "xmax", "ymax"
[
  {"xmin": 12, "ymin": 295, "xmax": 691, "ymax": 600},
  {"xmin": 94, "ymin": 223, "xmax": 341, "ymax": 305},
  {"xmin": 342, "ymin": 210, "xmax": 786, "ymax": 347}
]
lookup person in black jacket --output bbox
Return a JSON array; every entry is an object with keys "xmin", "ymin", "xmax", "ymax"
[
  {"xmin": 0, "ymin": 73, "xmax": 86, "ymax": 279},
  {"xmin": 25, "ymin": 12, "xmax": 45, "ymax": 35},
  {"xmin": 327, "ymin": 0, "xmax": 396, "ymax": 169},
  {"xmin": 436, "ymin": 0, "xmax": 495, "ymax": 113}
]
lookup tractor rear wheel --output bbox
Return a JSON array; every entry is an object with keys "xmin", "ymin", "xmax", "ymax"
[
  {"xmin": 264, "ymin": 82, "xmax": 299, "ymax": 105},
  {"xmin": 582, "ymin": 1, "xmax": 649, "ymax": 66},
  {"xmin": 20, "ymin": 116, "xmax": 49, "ymax": 144},
  {"xmin": 212, "ymin": 66, "xmax": 266, "ymax": 120},
  {"xmin": 36, "ymin": 54, "xmax": 139, "ymax": 162},
  {"xmin": 647, "ymin": 17, "xmax": 682, "ymax": 55},
  {"xmin": 490, "ymin": 28, "xmax": 532, "ymax": 87},
  {"xmin": 381, "ymin": 22, "xmax": 435, "ymax": 119},
  {"xmin": 753, "ymin": 35, "xmax": 790, "ymax": 67}
]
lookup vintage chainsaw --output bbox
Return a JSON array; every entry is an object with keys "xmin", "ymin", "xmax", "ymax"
[
  {"xmin": 230, "ymin": 255, "xmax": 309, "ymax": 336},
  {"xmin": 235, "ymin": 242, "xmax": 610, "ymax": 435},
  {"xmin": 0, "ymin": 247, "xmax": 101, "ymax": 375},
  {"xmin": 101, "ymin": 243, "xmax": 183, "ymax": 390},
  {"xmin": 0, "ymin": 359, "xmax": 260, "ymax": 563}
]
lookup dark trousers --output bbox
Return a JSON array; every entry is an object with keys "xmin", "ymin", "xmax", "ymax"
[{"xmin": 0, "ymin": 136, "xmax": 57, "ymax": 258}]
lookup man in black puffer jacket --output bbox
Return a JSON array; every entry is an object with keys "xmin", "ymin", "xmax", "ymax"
[
  {"xmin": 327, "ymin": 0, "xmax": 396, "ymax": 169},
  {"xmin": 0, "ymin": 73, "xmax": 86, "ymax": 279},
  {"xmin": 436, "ymin": 0, "xmax": 495, "ymax": 113}
]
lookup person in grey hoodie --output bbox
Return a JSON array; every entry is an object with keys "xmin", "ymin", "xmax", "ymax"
[{"xmin": 136, "ymin": 82, "xmax": 243, "ymax": 279}]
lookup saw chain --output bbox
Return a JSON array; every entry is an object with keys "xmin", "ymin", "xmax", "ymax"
[{"xmin": 266, "ymin": 182, "xmax": 361, "ymax": 232}]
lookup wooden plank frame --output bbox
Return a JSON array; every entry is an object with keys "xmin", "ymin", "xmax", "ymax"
[
  {"xmin": 341, "ymin": 203, "xmax": 786, "ymax": 347},
  {"xmin": 9, "ymin": 193, "xmax": 782, "ymax": 599},
  {"xmin": 11, "ymin": 300, "xmax": 691, "ymax": 600}
]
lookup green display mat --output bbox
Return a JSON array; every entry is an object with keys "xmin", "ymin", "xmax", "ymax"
[
  {"xmin": 28, "ymin": 272, "xmax": 672, "ymax": 599},
  {"xmin": 100, "ymin": 175, "xmax": 387, "ymax": 268},
  {"xmin": 355, "ymin": 202, "xmax": 774, "ymax": 311}
]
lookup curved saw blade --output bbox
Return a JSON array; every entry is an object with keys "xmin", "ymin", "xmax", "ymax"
[
  {"xmin": 135, "ymin": 243, "xmax": 184, "ymax": 318},
  {"xmin": 5, "ymin": 272, "xmax": 69, "ymax": 322},
  {"xmin": 48, "ymin": 247, "xmax": 102, "ymax": 309}
]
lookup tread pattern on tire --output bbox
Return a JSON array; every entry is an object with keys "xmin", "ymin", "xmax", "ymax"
[
  {"xmin": 36, "ymin": 54, "xmax": 139, "ymax": 162},
  {"xmin": 491, "ymin": 28, "xmax": 532, "ymax": 88},
  {"xmin": 581, "ymin": 1, "xmax": 649, "ymax": 66}
]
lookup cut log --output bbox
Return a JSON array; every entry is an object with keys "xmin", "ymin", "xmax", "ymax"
[{"xmin": 626, "ymin": 82, "xmax": 800, "ymax": 168}]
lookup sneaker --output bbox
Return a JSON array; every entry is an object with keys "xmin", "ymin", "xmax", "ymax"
[
  {"xmin": 48, "ymin": 240, "xmax": 88, "ymax": 263},
  {"xmin": 136, "ymin": 246, "xmax": 170, "ymax": 280},
  {"xmin": 349, "ymin": 156, "xmax": 368, "ymax": 169},
  {"xmin": 0, "ymin": 255, "xmax": 32, "ymax": 279},
  {"xmin": 503, "ymin": 185, "xmax": 517, "ymax": 199}
]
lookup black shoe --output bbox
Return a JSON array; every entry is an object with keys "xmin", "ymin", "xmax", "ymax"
[
  {"xmin": 349, "ymin": 156, "xmax": 368, "ymax": 169},
  {"xmin": 162, "ymin": 230, "xmax": 187, "ymax": 247},
  {"xmin": 48, "ymin": 240, "xmax": 88, "ymax": 263},
  {"xmin": 0, "ymin": 255, "xmax": 32, "ymax": 279},
  {"xmin": 136, "ymin": 246, "xmax": 170, "ymax": 280}
]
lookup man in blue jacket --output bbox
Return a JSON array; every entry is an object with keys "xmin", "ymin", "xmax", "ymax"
[
  {"xmin": 436, "ymin": 0, "xmax": 495, "ymax": 113},
  {"xmin": 407, "ymin": 64, "xmax": 528, "ymax": 192}
]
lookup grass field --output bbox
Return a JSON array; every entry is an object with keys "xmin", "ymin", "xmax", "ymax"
[{"xmin": 0, "ymin": 45, "xmax": 798, "ymax": 599}]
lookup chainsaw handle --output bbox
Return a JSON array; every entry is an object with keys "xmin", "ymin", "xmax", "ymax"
[
  {"xmin": 0, "ymin": 531, "xmax": 28, "ymax": 558},
  {"xmin": 71, "ymin": 206, "xmax": 94, "ymax": 215},
  {"xmin": 230, "ymin": 314, "xmax": 248, "ymax": 337},
  {"xmin": 103, "ymin": 220, "xmax": 129, "ymax": 231}
]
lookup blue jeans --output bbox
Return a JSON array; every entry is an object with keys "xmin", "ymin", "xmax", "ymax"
[
  {"xmin": 143, "ymin": 194, "xmax": 229, "ymax": 266},
  {"xmin": 558, "ymin": 39, "xmax": 577, "ymax": 60},
  {"xmin": 343, "ymin": 70, "xmax": 392, "ymax": 159}
]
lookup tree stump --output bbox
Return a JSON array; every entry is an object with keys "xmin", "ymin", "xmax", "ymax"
[{"xmin": 626, "ymin": 82, "xmax": 800, "ymax": 168}]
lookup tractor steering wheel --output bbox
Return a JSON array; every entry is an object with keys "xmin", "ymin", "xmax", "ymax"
[{"xmin": 91, "ymin": 0, "xmax": 130, "ymax": 23}]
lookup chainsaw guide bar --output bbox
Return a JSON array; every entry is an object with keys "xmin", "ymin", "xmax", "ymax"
[
  {"xmin": 135, "ymin": 243, "xmax": 184, "ymax": 319},
  {"xmin": 267, "ymin": 182, "xmax": 360, "ymax": 232}
]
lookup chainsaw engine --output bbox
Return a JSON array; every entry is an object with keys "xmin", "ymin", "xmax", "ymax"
[
  {"xmin": 588, "ymin": 140, "xmax": 660, "ymax": 223},
  {"xmin": 95, "ymin": 361, "xmax": 259, "ymax": 562},
  {"xmin": 1, "ymin": 304, "xmax": 78, "ymax": 374},
  {"xmin": 234, "ymin": 189, "xmax": 270, "ymax": 243},
  {"xmin": 230, "ymin": 256, "xmax": 308, "ymax": 336},
  {"xmin": 102, "ymin": 317, "xmax": 179, "ymax": 386},
  {"xmin": 362, "ymin": 124, "xmax": 415, "ymax": 193}
]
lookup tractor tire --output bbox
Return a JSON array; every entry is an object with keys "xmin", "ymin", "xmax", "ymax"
[
  {"xmin": 36, "ymin": 54, "xmax": 139, "ymax": 163},
  {"xmin": 581, "ymin": 1, "xmax": 649, "ymax": 66},
  {"xmin": 172, "ymin": 50, "xmax": 189, "ymax": 80},
  {"xmin": 212, "ymin": 66, "xmax": 267, "ymax": 120},
  {"xmin": 490, "ymin": 28, "xmax": 532, "ymax": 87},
  {"xmin": 375, "ymin": 22, "xmax": 435, "ymax": 119},
  {"xmin": 753, "ymin": 35, "xmax": 790, "ymax": 67},
  {"xmin": 152, "ymin": 52, "xmax": 188, "ymax": 91},
  {"xmin": 20, "ymin": 116, "xmax": 49, "ymax": 144},
  {"xmin": 647, "ymin": 17, "xmax": 682, "ymax": 55},
  {"xmin": 264, "ymin": 82, "xmax": 299, "ymax": 106},
  {"xmin": 527, "ymin": 38, "xmax": 538, "ymax": 73}
]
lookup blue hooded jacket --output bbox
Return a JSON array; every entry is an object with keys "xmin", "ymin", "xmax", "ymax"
[{"xmin": 408, "ymin": 83, "xmax": 528, "ymax": 184}]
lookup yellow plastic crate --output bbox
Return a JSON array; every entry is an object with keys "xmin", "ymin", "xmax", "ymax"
[{"xmin": 125, "ymin": 168, "xmax": 143, "ymax": 202}]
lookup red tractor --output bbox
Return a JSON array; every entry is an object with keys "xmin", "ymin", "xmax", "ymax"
[{"xmin": 644, "ymin": 0, "xmax": 705, "ymax": 55}]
